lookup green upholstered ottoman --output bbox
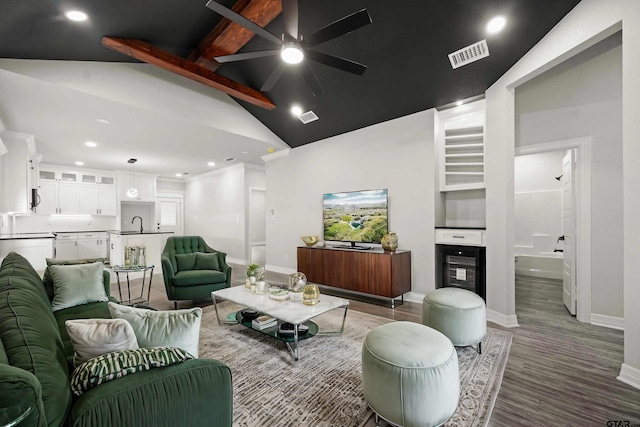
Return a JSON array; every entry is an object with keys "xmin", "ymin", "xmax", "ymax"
[
  {"xmin": 362, "ymin": 321, "xmax": 460, "ymax": 427},
  {"xmin": 422, "ymin": 288, "xmax": 486, "ymax": 353}
]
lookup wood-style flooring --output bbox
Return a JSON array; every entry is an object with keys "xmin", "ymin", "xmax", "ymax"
[{"xmin": 113, "ymin": 266, "xmax": 640, "ymax": 426}]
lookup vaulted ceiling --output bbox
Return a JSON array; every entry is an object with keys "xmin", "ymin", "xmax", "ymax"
[{"xmin": 0, "ymin": 0, "xmax": 581, "ymax": 174}]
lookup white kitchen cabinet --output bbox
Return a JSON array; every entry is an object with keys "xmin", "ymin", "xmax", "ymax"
[
  {"xmin": 78, "ymin": 181, "xmax": 117, "ymax": 215},
  {"xmin": 37, "ymin": 168, "xmax": 80, "ymax": 214},
  {"xmin": 119, "ymin": 173, "xmax": 156, "ymax": 202},
  {"xmin": 438, "ymin": 100, "xmax": 486, "ymax": 192},
  {"xmin": 55, "ymin": 232, "xmax": 108, "ymax": 260},
  {"xmin": 0, "ymin": 131, "xmax": 39, "ymax": 214},
  {"xmin": 54, "ymin": 233, "xmax": 78, "ymax": 260},
  {"xmin": 77, "ymin": 232, "xmax": 102, "ymax": 258},
  {"xmin": 38, "ymin": 166, "xmax": 116, "ymax": 216}
]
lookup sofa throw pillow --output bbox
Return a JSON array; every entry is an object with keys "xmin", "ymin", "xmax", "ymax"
[
  {"xmin": 42, "ymin": 257, "xmax": 106, "ymax": 302},
  {"xmin": 70, "ymin": 347, "xmax": 193, "ymax": 396},
  {"xmin": 108, "ymin": 302, "xmax": 202, "ymax": 357},
  {"xmin": 65, "ymin": 318, "xmax": 139, "ymax": 367},
  {"xmin": 50, "ymin": 262, "xmax": 109, "ymax": 312},
  {"xmin": 195, "ymin": 252, "xmax": 220, "ymax": 271},
  {"xmin": 175, "ymin": 253, "xmax": 197, "ymax": 272}
]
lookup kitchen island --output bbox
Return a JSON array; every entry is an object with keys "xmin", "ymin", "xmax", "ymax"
[
  {"xmin": 0, "ymin": 233, "xmax": 55, "ymax": 271},
  {"xmin": 109, "ymin": 231, "xmax": 173, "ymax": 272}
]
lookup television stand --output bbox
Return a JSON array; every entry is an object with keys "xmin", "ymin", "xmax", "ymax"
[
  {"xmin": 333, "ymin": 242, "xmax": 372, "ymax": 250},
  {"xmin": 297, "ymin": 246, "xmax": 412, "ymax": 308}
]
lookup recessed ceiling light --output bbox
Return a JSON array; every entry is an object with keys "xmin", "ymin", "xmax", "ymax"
[
  {"xmin": 240, "ymin": 151, "xmax": 249, "ymax": 154},
  {"xmin": 175, "ymin": 173, "xmax": 182, "ymax": 177},
  {"xmin": 85, "ymin": 141, "xmax": 97, "ymax": 148},
  {"xmin": 75, "ymin": 161, "xmax": 84, "ymax": 166},
  {"xmin": 207, "ymin": 161, "xmax": 215, "ymax": 167},
  {"xmin": 96, "ymin": 118, "xmax": 110, "ymax": 125},
  {"xmin": 281, "ymin": 43, "xmax": 304, "ymax": 64},
  {"xmin": 486, "ymin": 16, "xmax": 506, "ymax": 34},
  {"xmin": 267, "ymin": 148, "xmax": 275, "ymax": 153},
  {"xmin": 224, "ymin": 157, "xmax": 235, "ymax": 162},
  {"xmin": 456, "ymin": 100, "xmax": 464, "ymax": 106},
  {"xmin": 65, "ymin": 11, "xmax": 88, "ymax": 22},
  {"xmin": 291, "ymin": 105, "xmax": 303, "ymax": 116}
]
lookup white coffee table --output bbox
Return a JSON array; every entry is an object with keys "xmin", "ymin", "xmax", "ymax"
[{"xmin": 211, "ymin": 286, "xmax": 349, "ymax": 361}]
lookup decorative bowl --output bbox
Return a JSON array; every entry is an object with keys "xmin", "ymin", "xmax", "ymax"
[
  {"xmin": 269, "ymin": 289, "xmax": 289, "ymax": 301},
  {"xmin": 240, "ymin": 308, "xmax": 259, "ymax": 321},
  {"xmin": 301, "ymin": 236, "xmax": 319, "ymax": 246}
]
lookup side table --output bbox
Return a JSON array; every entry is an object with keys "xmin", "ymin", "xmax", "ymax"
[{"xmin": 112, "ymin": 265, "xmax": 155, "ymax": 307}]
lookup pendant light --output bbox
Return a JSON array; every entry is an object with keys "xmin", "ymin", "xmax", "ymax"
[{"xmin": 126, "ymin": 158, "xmax": 138, "ymax": 198}]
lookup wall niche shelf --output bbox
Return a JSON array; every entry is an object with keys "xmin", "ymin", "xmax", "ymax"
[{"xmin": 438, "ymin": 100, "xmax": 486, "ymax": 192}]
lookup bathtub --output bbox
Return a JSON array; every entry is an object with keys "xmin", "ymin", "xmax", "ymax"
[{"xmin": 515, "ymin": 252, "xmax": 563, "ymax": 280}]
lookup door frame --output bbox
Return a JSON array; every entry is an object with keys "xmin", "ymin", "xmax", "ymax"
[
  {"xmin": 156, "ymin": 193, "xmax": 184, "ymax": 236},
  {"xmin": 515, "ymin": 137, "xmax": 592, "ymax": 323}
]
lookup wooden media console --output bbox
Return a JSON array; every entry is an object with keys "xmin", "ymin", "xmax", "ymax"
[{"xmin": 297, "ymin": 246, "xmax": 411, "ymax": 308}]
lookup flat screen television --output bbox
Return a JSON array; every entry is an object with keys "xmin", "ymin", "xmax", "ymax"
[{"xmin": 323, "ymin": 189, "xmax": 388, "ymax": 250}]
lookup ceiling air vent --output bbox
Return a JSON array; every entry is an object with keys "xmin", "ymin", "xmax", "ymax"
[
  {"xmin": 448, "ymin": 39, "xmax": 489, "ymax": 69},
  {"xmin": 298, "ymin": 110, "xmax": 319, "ymax": 124}
]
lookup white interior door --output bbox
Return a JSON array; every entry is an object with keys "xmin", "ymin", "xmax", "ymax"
[
  {"xmin": 562, "ymin": 150, "xmax": 577, "ymax": 315},
  {"xmin": 155, "ymin": 196, "xmax": 183, "ymax": 253}
]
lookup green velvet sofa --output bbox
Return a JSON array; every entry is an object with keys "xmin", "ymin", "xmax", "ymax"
[
  {"xmin": 161, "ymin": 236, "xmax": 232, "ymax": 309},
  {"xmin": 0, "ymin": 252, "xmax": 233, "ymax": 427}
]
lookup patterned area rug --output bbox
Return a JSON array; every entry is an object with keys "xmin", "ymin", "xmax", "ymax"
[{"xmin": 199, "ymin": 302, "xmax": 512, "ymax": 427}]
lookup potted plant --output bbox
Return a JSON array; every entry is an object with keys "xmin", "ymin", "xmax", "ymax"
[{"xmin": 246, "ymin": 263, "xmax": 260, "ymax": 284}]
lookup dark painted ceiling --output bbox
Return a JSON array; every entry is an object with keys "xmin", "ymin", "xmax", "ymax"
[{"xmin": 0, "ymin": 0, "xmax": 581, "ymax": 148}]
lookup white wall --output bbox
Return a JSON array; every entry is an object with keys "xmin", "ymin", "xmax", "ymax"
[
  {"xmin": 485, "ymin": 0, "xmax": 640, "ymax": 387},
  {"xmin": 244, "ymin": 165, "xmax": 266, "ymax": 259},
  {"xmin": 184, "ymin": 163, "xmax": 264, "ymax": 263},
  {"xmin": 515, "ymin": 33, "xmax": 623, "ymax": 318},
  {"xmin": 264, "ymin": 109, "xmax": 436, "ymax": 299},
  {"xmin": 514, "ymin": 151, "xmax": 565, "ymax": 255},
  {"xmin": 249, "ymin": 189, "xmax": 266, "ymax": 244}
]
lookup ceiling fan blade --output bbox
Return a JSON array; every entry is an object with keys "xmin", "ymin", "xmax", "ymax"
[
  {"xmin": 304, "ymin": 9, "xmax": 372, "ymax": 47},
  {"xmin": 261, "ymin": 62, "xmax": 286, "ymax": 92},
  {"xmin": 282, "ymin": 0, "xmax": 299, "ymax": 40},
  {"xmin": 215, "ymin": 49, "xmax": 280, "ymax": 63},
  {"xmin": 305, "ymin": 50, "xmax": 367, "ymax": 75},
  {"xmin": 301, "ymin": 64, "xmax": 325, "ymax": 97},
  {"xmin": 205, "ymin": 0, "xmax": 282, "ymax": 46}
]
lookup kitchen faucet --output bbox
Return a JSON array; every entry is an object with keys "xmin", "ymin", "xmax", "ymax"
[{"xmin": 132, "ymin": 216, "xmax": 143, "ymax": 233}]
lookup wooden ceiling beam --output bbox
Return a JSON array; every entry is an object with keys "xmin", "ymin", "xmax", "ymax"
[
  {"xmin": 101, "ymin": 36, "xmax": 275, "ymax": 110},
  {"xmin": 189, "ymin": 0, "xmax": 282, "ymax": 71}
]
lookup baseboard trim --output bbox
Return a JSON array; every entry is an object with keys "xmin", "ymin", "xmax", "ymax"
[
  {"xmin": 265, "ymin": 264, "xmax": 296, "ymax": 276},
  {"xmin": 487, "ymin": 309, "xmax": 519, "ymax": 328},
  {"xmin": 618, "ymin": 364, "xmax": 640, "ymax": 390},
  {"xmin": 404, "ymin": 292, "xmax": 426, "ymax": 304},
  {"xmin": 227, "ymin": 257, "xmax": 247, "ymax": 265},
  {"xmin": 590, "ymin": 313, "xmax": 625, "ymax": 330}
]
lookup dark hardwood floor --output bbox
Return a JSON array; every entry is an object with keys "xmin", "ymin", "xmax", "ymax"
[{"xmin": 113, "ymin": 266, "xmax": 640, "ymax": 426}]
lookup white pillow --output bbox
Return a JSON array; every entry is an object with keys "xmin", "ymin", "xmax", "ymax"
[
  {"xmin": 50, "ymin": 262, "xmax": 109, "ymax": 312},
  {"xmin": 108, "ymin": 302, "xmax": 202, "ymax": 357},
  {"xmin": 65, "ymin": 318, "xmax": 139, "ymax": 367}
]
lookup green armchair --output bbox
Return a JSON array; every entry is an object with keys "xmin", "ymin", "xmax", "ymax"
[{"xmin": 161, "ymin": 236, "xmax": 232, "ymax": 309}]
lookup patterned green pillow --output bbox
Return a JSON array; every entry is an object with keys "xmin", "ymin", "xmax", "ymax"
[{"xmin": 70, "ymin": 347, "xmax": 193, "ymax": 396}]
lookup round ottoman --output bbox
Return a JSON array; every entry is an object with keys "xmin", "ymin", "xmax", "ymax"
[
  {"xmin": 422, "ymin": 288, "xmax": 486, "ymax": 353},
  {"xmin": 362, "ymin": 321, "xmax": 459, "ymax": 427}
]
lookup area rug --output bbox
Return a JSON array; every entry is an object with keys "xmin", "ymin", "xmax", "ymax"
[{"xmin": 199, "ymin": 303, "xmax": 512, "ymax": 427}]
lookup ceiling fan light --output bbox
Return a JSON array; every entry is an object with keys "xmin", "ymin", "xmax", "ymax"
[{"xmin": 281, "ymin": 44, "xmax": 304, "ymax": 64}]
